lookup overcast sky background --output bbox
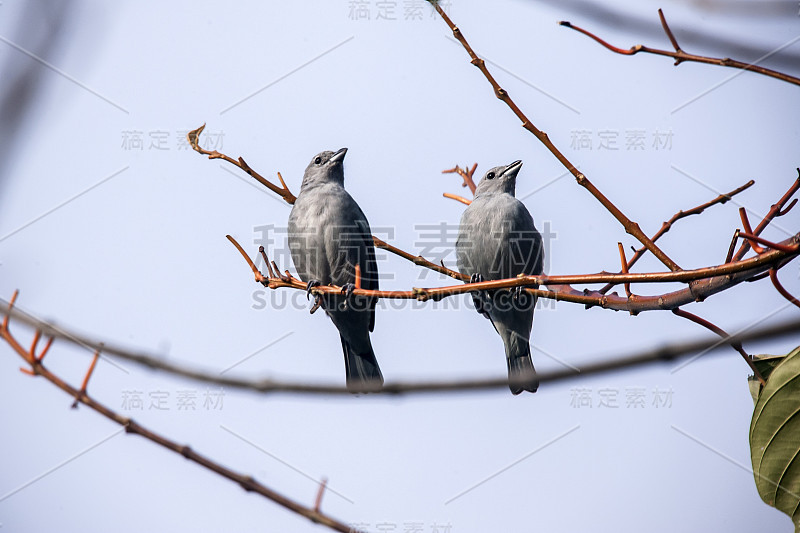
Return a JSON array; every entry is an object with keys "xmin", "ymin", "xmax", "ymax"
[{"xmin": 1, "ymin": 1, "xmax": 799, "ymax": 531}]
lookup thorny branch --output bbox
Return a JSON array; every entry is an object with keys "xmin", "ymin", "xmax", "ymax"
[
  {"xmin": 560, "ymin": 9, "xmax": 800, "ymax": 87},
  {"xmin": 3, "ymin": 292, "xmax": 799, "ymax": 395},
  {"xmin": 0, "ymin": 292, "xmax": 359, "ymax": 533},
  {"xmin": 427, "ymin": 1, "xmax": 682, "ymax": 273}
]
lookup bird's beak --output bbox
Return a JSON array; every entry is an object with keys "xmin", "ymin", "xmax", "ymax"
[
  {"xmin": 504, "ymin": 160, "xmax": 523, "ymax": 177},
  {"xmin": 330, "ymin": 147, "xmax": 348, "ymax": 164}
]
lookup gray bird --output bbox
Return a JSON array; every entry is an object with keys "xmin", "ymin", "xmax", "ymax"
[
  {"xmin": 456, "ymin": 160, "xmax": 544, "ymax": 394},
  {"xmin": 287, "ymin": 148, "xmax": 383, "ymax": 392}
]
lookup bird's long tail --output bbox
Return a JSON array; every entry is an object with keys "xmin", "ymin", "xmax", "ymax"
[
  {"xmin": 506, "ymin": 342, "xmax": 539, "ymax": 395},
  {"xmin": 341, "ymin": 337, "xmax": 384, "ymax": 393}
]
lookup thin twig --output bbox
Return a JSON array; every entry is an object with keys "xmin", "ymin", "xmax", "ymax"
[
  {"xmin": 560, "ymin": 9, "xmax": 800, "ymax": 86},
  {"xmin": 725, "ymin": 229, "xmax": 740, "ymax": 264},
  {"xmin": 769, "ymin": 268, "xmax": 800, "ymax": 309},
  {"xmin": 672, "ymin": 308, "xmax": 764, "ymax": 384},
  {"xmin": 733, "ymin": 170, "xmax": 800, "ymax": 261},
  {"xmin": 187, "ymin": 125, "xmax": 297, "ymax": 204},
  {"xmin": 443, "ymin": 163, "xmax": 478, "ymax": 194},
  {"xmin": 372, "ymin": 236, "xmax": 466, "ymax": 281},
  {"xmin": 428, "ymin": 1, "xmax": 681, "ymax": 273},
  {"xmin": 739, "ymin": 208, "xmax": 765, "ymax": 253},
  {"xmin": 738, "ymin": 232, "xmax": 798, "ymax": 253},
  {"xmin": 443, "ymin": 192, "xmax": 472, "ymax": 205},
  {"xmin": 617, "ymin": 242, "xmax": 632, "ymax": 299},
  {"xmin": 1, "ymin": 299, "xmax": 359, "ymax": 533}
]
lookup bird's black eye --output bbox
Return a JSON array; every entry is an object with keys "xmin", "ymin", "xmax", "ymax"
[
  {"xmin": 486, "ymin": 172, "xmax": 496, "ymax": 180},
  {"xmin": 314, "ymin": 157, "xmax": 322, "ymax": 165}
]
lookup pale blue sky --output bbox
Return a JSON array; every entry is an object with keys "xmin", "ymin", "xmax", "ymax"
[{"xmin": 1, "ymin": 1, "xmax": 799, "ymax": 531}]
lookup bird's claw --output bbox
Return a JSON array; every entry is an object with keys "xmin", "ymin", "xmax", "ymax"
[
  {"xmin": 306, "ymin": 279, "xmax": 322, "ymax": 300},
  {"xmin": 468, "ymin": 273, "xmax": 490, "ymax": 318},
  {"xmin": 341, "ymin": 283, "xmax": 356, "ymax": 298},
  {"xmin": 340, "ymin": 283, "xmax": 356, "ymax": 310}
]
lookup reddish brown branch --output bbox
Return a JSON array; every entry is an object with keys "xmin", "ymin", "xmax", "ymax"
[
  {"xmin": 600, "ymin": 180, "xmax": 754, "ymax": 294},
  {"xmin": 429, "ymin": 3, "xmax": 680, "ymax": 273},
  {"xmin": 443, "ymin": 163, "xmax": 478, "ymax": 194},
  {"xmin": 617, "ymin": 242, "xmax": 632, "ymax": 299},
  {"xmin": 739, "ymin": 232, "xmax": 798, "ymax": 253},
  {"xmin": 443, "ymin": 192, "xmax": 472, "ymax": 205},
  {"xmin": 0, "ymin": 295, "xmax": 359, "ymax": 533},
  {"xmin": 672, "ymin": 308, "xmax": 764, "ymax": 384},
  {"xmin": 314, "ymin": 478, "xmax": 328, "ymax": 513},
  {"xmin": 560, "ymin": 10, "xmax": 800, "ymax": 86},
  {"xmin": 372, "ymin": 236, "xmax": 466, "ymax": 282},
  {"xmin": 725, "ymin": 229, "xmax": 740, "ymax": 264},
  {"xmin": 187, "ymin": 125, "xmax": 297, "ymax": 204},
  {"xmin": 734, "ymin": 173, "xmax": 800, "ymax": 261},
  {"xmin": 227, "ymin": 233, "xmax": 799, "ymax": 314},
  {"xmin": 769, "ymin": 268, "xmax": 800, "ymax": 309},
  {"xmin": 739, "ymin": 208, "xmax": 765, "ymax": 253}
]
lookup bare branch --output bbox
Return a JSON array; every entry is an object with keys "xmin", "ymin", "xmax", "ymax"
[
  {"xmin": 734, "ymin": 172, "xmax": 800, "ymax": 260},
  {"xmin": 428, "ymin": 1, "xmax": 681, "ymax": 272},
  {"xmin": 560, "ymin": 10, "xmax": 800, "ymax": 86},
  {"xmin": 4, "ymin": 293, "xmax": 798, "ymax": 396},
  {"xmin": 0, "ymin": 299, "xmax": 359, "ymax": 533},
  {"xmin": 225, "ymin": 232, "xmax": 799, "ymax": 313},
  {"xmin": 671, "ymin": 308, "xmax": 764, "ymax": 384},
  {"xmin": 187, "ymin": 125, "xmax": 297, "ymax": 204},
  {"xmin": 770, "ymin": 268, "xmax": 800, "ymax": 309},
  {"xmin": 600, "ymin": 180, "xmax": 754, "ymax": 294},
  {"xmin": 442, "ymin": 163, "xmax": 478, "ymax": 194}
]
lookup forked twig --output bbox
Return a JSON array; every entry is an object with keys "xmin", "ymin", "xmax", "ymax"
[
  {"xmin": 560, "ymin": 9, "xmax": 800, "ymax": 86},
  {"xmin": 600, "ymin": 180, "xmax": 754, "ymax": 294}
]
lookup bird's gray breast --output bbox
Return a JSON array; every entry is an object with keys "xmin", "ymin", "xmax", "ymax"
[
  {"xmin": 288, "ymin": 183, "xmax": 371, "ymax": 287},
  {"xmin": 456, "ymin": 193, "xmax": 543, "ymax": 280}
]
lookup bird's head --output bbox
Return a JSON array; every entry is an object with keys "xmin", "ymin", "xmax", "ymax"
[
  {"xmin": 474, "ymin": 160, "xmax": 522, "ymax": 197},
  {"xmin": 301, "ymin": 147, "xmax": 347, "ymax": 188}
]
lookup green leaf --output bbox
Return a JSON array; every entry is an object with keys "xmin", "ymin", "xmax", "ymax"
[
  {"xmin": 749, "ymin": 353, "xmax": 793, "ymax": 405},
  {"xmin": 750, "ymin": 346, "xmax": 800, "ymax": 531}
]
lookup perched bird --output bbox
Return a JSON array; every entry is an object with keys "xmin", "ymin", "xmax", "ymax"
[
  {"xmin": 456, "ymin": 160, "xmax": 544, "ymax": 394},
  {"xmin": 287, "ymin": 148, "xmax": 383, "ymax": 392}
]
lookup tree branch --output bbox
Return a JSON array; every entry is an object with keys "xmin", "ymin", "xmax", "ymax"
[
  {"xmin": 427, "ymin": 1, "xmax": 682, "ymax": 273},
  {"xmin": 671, "ymin": 308, "xmax": 764, "ymax": 384},
  {"xmin": 599, "ymin": 180, "xmax": 754, "ymax": 294},
  {"xmin": 4, "ymin": 292, "xmax": 798, "ymax": 396},
  {"xmin": 734, "ymin": 171, "xmax": 800, "ymax": 261},
  {"xmin": 560, "ymin": 9, "xmax": 800, "ymax": 87},
  {"xmin": 187, "ymin": 124, "xmax": 297, "ymax": 204},
  {"xmin": 225, "ymin": 231, "xmax": 799, "ymax": 313},
  {"xmin": 0, "ymin": 292, "xmax": 359, "ymax": 533}
]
